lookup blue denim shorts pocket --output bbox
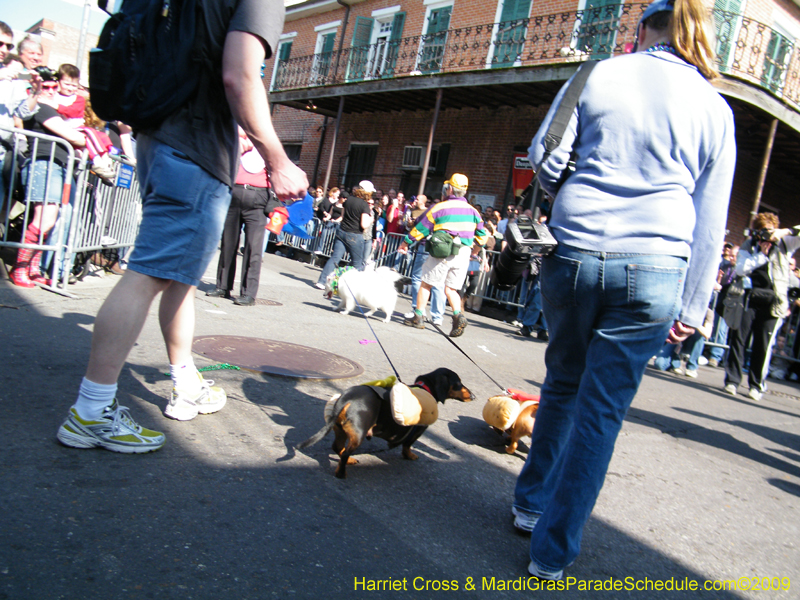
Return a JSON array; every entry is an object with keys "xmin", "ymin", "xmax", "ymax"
[
  {"xmin": 541, "ymin": 253, "xmax": 581, "ymax": 308},
  {"xmin": 626, "ymin": 263, "xmax": 686, "ymax": 324}
]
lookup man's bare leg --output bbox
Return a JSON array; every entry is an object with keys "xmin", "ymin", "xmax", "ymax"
[
  {"xmin": 444, "ymin": 285, "xmax": 462, "ymax": 314},
  {"xmin": 159, "ymin": 280, "xmax": 196, "ymax": 365},
  {"xmin": 85, "ymin": 270, "xmax": 169, "ymax": 385}
]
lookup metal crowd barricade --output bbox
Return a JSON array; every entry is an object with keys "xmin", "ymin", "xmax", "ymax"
[
  {"xmin": 1, "ymin": 126, "xmax": 75, "ymax": 296},
  {"xmin": 68, "ymin": 153, "xmax": 141, "ymax": 272},
  {"xmin": 271, "ymin": 222, "xmax": 527, "ymax": 310},
  {"xmin": 1, "ymin": 126, "xmax": 141, "ymax": 297}
]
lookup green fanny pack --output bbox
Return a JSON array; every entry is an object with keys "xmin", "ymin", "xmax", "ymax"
[{"xmin": 426, "ymin": 229, "xmax": 461, "ymax": 258}]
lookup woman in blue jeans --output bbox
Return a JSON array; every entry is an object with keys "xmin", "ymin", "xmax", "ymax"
[{"xmin": 512, "ymin": 0, "xmax": 736, "ymax": 581}]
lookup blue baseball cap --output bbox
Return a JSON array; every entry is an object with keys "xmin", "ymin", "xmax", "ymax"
[{"xmin": 641, "ymin": 0, "xmax": 674, "ymax": 23}]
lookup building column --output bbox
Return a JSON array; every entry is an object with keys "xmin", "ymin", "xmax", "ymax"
[
  {"xmin": 323, "ymin": 96, "xmax": 345, "ymax": 194},
  {"xmin": 749, "ymin": 118, "xmax": 778, "ymax": 229},
  {"xmin": 418, "ymin": 88, "xmax": 443, "ymax": 196}
]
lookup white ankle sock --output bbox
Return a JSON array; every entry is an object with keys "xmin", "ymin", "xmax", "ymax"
[
  {"xmin": 170, "ymin": 359, "xmax": 201, "ymax": 393},
  {"xmin": 74, "ymin": 377, "xmax": 117, "ymax": 420}
]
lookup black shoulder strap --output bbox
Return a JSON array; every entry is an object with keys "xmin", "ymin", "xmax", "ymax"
[{"xmin": 540, "ymin": 60, "xmax": 599, "ymax": 162}]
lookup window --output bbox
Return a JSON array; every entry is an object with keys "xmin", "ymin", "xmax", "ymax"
[
  {"xmin": 312, "ymin": 22, "xmax": 340, "ymax": 85},
  {"xmin": 491, "ymin": 0, "xmax": 532, "ymax": 68},
  {"xmin": 271, "ymin": 34, "xmax": 296, "ymax": 91},
  {"xmin": 283, "ymin": 144, "xmax": 302, "ymax": 164},
  {"xmin": 347, "ymin": 8, "xmax": 406, "ymax": 82},
  {"xmin": 713, "ymin": 0, "xmax": 743, "ymax": 73},
  {"xmin": 574, "ymin": 0, "xmax": 622, "ymax": 59},
  {"xmin": 342, "ymin": 144, "xmax": 378, "ymax": 189},
  {"xmin": 762, "ymin": 25, "xmax": 794, "ymax": 94},
  {"xmin": 418, "ymin": 1, "xmax": 453, "ymax": 74}
]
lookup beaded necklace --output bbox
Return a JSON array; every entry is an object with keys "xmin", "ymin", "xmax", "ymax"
[{"xmin": 645, "ymin": 42, "xmax": 678, "ymax": 56}]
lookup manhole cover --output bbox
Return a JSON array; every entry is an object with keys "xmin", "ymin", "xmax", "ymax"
[{"xmin": 192, "ymin": 335, "xmax": 363, "ymax": 379}]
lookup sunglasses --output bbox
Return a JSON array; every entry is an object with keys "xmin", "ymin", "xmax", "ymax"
[
  {"xmin": 42, "ymin": 83, "xmax": 58, "ymax": 90},
  {"xmin": 1, "ymin": 42, "xmax": 13, "ymax": 51}
]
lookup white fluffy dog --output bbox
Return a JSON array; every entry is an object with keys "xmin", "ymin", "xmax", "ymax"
[{"xmin": 325, "ymin": 266, "xmax": 407, "ymax": 322}]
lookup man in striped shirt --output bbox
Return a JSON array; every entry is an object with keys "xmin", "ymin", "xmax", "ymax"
[{"xmin": 399, "ymin": 173, "xmax": 488, "ymax": 337}]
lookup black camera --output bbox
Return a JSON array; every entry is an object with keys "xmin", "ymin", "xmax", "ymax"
[
  {"xmin": 752, "ymin": 228, "xmax": 773, "ymax": 243},
  {"xmin": 34, "ymin": 66, "xmax": 57, "ymax": 82},
  {"xmin": 490, "ymin": 215, "xmax": 557, "ymax": 291}
]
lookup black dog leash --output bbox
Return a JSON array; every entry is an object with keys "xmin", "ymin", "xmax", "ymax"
[
  {"xmin": 429, "ymin": 321, "xmax": 507, "ymax": 393},
  {"xmin": 339, "ymin": 276, "xmax": 403, "ymax": 383}
]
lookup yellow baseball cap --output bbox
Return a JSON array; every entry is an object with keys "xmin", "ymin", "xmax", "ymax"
[{"xmin": 444, "ymin": 173, "xmax": 469, "ymax": 191}]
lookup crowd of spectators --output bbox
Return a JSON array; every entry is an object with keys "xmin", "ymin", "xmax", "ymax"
[{"xmin": 1, "ymin": 25, "xmax": 134, "ymax": 288}]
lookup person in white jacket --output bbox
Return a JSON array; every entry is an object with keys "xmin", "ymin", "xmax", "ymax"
[{"xmin": 723, "ymin": 212, "xmax": 800, "ymax": 400}]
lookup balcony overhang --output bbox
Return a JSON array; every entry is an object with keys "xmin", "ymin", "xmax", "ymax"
[
  {"xmin": 271, "ymin": 65, "xmax": 800, "ymax": 182},
  {"xmin": 270, "ymin": 63, "xmax": 583, "ymax": 117}
]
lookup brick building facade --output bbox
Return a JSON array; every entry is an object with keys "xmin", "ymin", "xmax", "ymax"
[{"xmin": 268, "ymin": 0, "xmax": 800, "ymax": 246}]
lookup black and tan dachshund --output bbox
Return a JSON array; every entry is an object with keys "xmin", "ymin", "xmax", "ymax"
[{"xmin": 297, "ymin": 368, "xmax": 473, "ymax": 478}]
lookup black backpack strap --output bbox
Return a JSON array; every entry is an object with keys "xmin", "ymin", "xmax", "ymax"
[{"xmin": 538, "ymin": 60, "xmax": 599, "ymax": 167}]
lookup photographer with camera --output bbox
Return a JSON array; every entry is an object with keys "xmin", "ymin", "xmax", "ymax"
[
  {"xmin": 510, "ymin": 0, "xmax": 736, "ymax": 582},
  {"xmin": 723, "ymin": 213, "xmax": 800, "ymax": 400}
]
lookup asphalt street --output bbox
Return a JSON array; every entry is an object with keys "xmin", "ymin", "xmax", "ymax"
[{"xmin": 1, "ymin": 251, "xmax": 798, "ymax": 600}]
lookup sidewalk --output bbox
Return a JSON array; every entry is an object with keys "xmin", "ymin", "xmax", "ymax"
[{"xmin": 0, "ymin": 251, "xmax": 798, "ymax": 599}]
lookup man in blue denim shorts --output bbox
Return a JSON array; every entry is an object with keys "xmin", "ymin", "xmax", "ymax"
[{"xmin": 56, "ymin": 0, "xmax": 309, "ymax": 454}]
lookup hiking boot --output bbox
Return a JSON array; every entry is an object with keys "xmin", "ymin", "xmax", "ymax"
[
  {"xmin": 403, "ymin": 313, "xmax": 425, "ymax": 329},
  {"xmin": 450, "ymin": 313, "xmax": 468, "ymax": 337},
  {"xmin": 707, "ymin": 358, "xmax": 719, "ymax": 367},
  {"xmin": 57, "ymin": 399, "xmax": 165, "ymax": 453},
  {"xmin": 165, "ymin": 376, "xmax": 227, "ymax": 421}
]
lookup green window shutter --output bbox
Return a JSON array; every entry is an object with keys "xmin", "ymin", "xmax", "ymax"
[
  {"xmin": 499, "ymin": 0, "xmax": 530, "ymax": 22},
  {"xmin": 390, "ymin": 12, "xmax": 406, "ymax": 41},
  {"xmin": 322, "ymin": 32, "xmax": 336, "ymax": 54},
  {"xmin": 348, "ymin": 16, "xmax": 374, "ymax": 81},
  {"xmin": 352, "ymin": 16, "xmax": 374, "ymax": 47},
  {"xmin": 279, "ymin": 41, "xmax": 292, "ymax": 62},
  {"xmin": 494, "ymin": 0, "xmax": 532, "ymax": 67},
  {"xmin": 427, "ymin": 6, "xmax": 452, "ymax": 34}
]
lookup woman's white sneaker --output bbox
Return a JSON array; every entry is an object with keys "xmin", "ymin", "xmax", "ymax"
[{"xmin": 165, "ymin": 377, "xmax": 227, "ymax": 421}]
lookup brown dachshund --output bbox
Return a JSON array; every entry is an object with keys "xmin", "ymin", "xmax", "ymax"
[{"xmin": 297, "ymin": 368, "xmax": 473, "ymax": 478}]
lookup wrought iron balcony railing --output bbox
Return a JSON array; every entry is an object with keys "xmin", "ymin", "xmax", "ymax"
[{"xmin": 273, "ymin": 3, "xmax": 800, "ymax": 112}]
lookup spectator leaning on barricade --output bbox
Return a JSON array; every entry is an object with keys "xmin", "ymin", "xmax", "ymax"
[
  {"xmin": 723, "ymin": 213, "xmax": 800, "ymax": 401},
  {"xmin": 207, "ymin": 127, "xmax": 280, "ymax": 306},
  {"xmin": 11, "ymin": 67, "xmax": 89, "ymax": 288},
  {"xmin": 314, "ymin": 180, "xmax": 372, "ymax": 289},
  {"xmin": 512, "ymin": 0, "xmax": 735, "ymax": 582},
  {"xmin": 56, "ymin": 0, "xmax": 309, "ymax": 453},
  {"xmin": 399, "ymin": 173, "xmax": 488, "ymax": 338}
]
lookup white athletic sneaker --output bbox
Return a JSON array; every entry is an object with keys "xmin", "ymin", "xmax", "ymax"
[
  {"xmin": 512, "ymin": 506, "xmax": 539, "ymax": 532},
  {"xmin": 748, "ymin": 388, "xmax": 763, "ymax": 401},
  {"xmin": 165, "ymin": 375, "xmax": 227, "ymax": 421},
  {"xmin": 724, "ymin": 383, "xmax": 737, "ymax": 395},
  {"xmin": 57, "ymin": 399, "xmax": 165, "ymax": 453},
  {"xmin": 528, "ymin": 560, "xmax": 564, "ymax": 581}
]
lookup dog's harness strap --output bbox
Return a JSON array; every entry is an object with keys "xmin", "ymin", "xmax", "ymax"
[{"xmin": 429, "ymin": 322, "xmax": 507, "ymax": 392}]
